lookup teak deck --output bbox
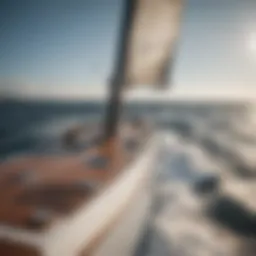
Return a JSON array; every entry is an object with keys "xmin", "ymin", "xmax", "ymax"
[{"xmin": 0, "ymin": 123, "xmax": 147, "ymax": 231}]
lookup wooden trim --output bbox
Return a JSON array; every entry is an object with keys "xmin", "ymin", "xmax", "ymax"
[{"xmin": 0, "ymin": 241, "xmax": 40, "ymax": 256}]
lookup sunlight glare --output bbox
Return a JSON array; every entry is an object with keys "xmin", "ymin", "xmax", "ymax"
[{"xmin": 248, "ymin": 33, "xmax": 256, "ymax": 52}]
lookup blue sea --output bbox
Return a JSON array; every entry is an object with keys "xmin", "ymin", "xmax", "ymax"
[{"xmin": 0, "ymin": 99, "xmax": 252, "ymax": 159}]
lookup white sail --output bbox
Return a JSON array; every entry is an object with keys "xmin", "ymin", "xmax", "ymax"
[{"xmin": 124, "ymin": 0, "xmax": 184, "ymax": 88}]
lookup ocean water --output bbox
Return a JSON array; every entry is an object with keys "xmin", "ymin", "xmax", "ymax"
[
  {"xmin": 0, "ymin": 100, "xmax": 105, "ymax": 158},
  {"xmin": 0, "ymin": 99, "xmax": 251, "ymax": 159},
  {"xmin": 137, "ymin": 120, "xmax": 256, "ymax": 255}
]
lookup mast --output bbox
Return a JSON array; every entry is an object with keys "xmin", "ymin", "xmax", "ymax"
[
  {"xmin": 104, "ymin": 0, "xmax": 184, "ymax": 139},
  {"xmin": 104, "ymin": 0, "xmax": 136, "ymax": 139}
]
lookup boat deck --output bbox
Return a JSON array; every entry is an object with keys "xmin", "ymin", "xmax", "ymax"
[{"xmin": 0, "ymin": 123, "xmax": 148, "ymax": 231}]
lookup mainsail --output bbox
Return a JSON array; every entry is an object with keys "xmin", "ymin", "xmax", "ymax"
[
  {"xmin": 104, "ymin": 0, "xmax": 184, "ymax": 137},
  {"xmin": 124, "ymin": 0, "xmax": 184, "ymax": 88}
]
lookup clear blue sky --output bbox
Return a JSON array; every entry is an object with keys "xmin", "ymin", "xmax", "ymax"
[
  {"xmin": 0, "ymin": 0, "xmax": 256, "ymax": 97},
  {"xmin": 175, "ymin": 0, "xmax": 256, "ymax": 92},
  {"xmin": 0, "ymin": 0, "xmax": 122, "ymax": 95}
]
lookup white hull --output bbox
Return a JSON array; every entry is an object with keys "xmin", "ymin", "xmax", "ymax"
[
  {"xmin": 92, "ymin": 174, "xmax": 152, "ymax": 256},
  {"xmin": 0, "ymin": 134, "xmax": 163, "ymax": 256}
]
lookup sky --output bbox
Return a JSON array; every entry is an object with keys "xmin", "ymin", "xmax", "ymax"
[
  {"xmin": 175, "ymin": 0, "xmax": 256, "ymax": 97},
  {"xmin": 0, "ymin": 0, "xmax": 256, "ymax": 99}
]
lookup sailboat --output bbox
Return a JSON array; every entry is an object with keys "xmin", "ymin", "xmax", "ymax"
[{"xmin": 0, "ymin": 0, "xmax": 184, "ymax": 255}]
